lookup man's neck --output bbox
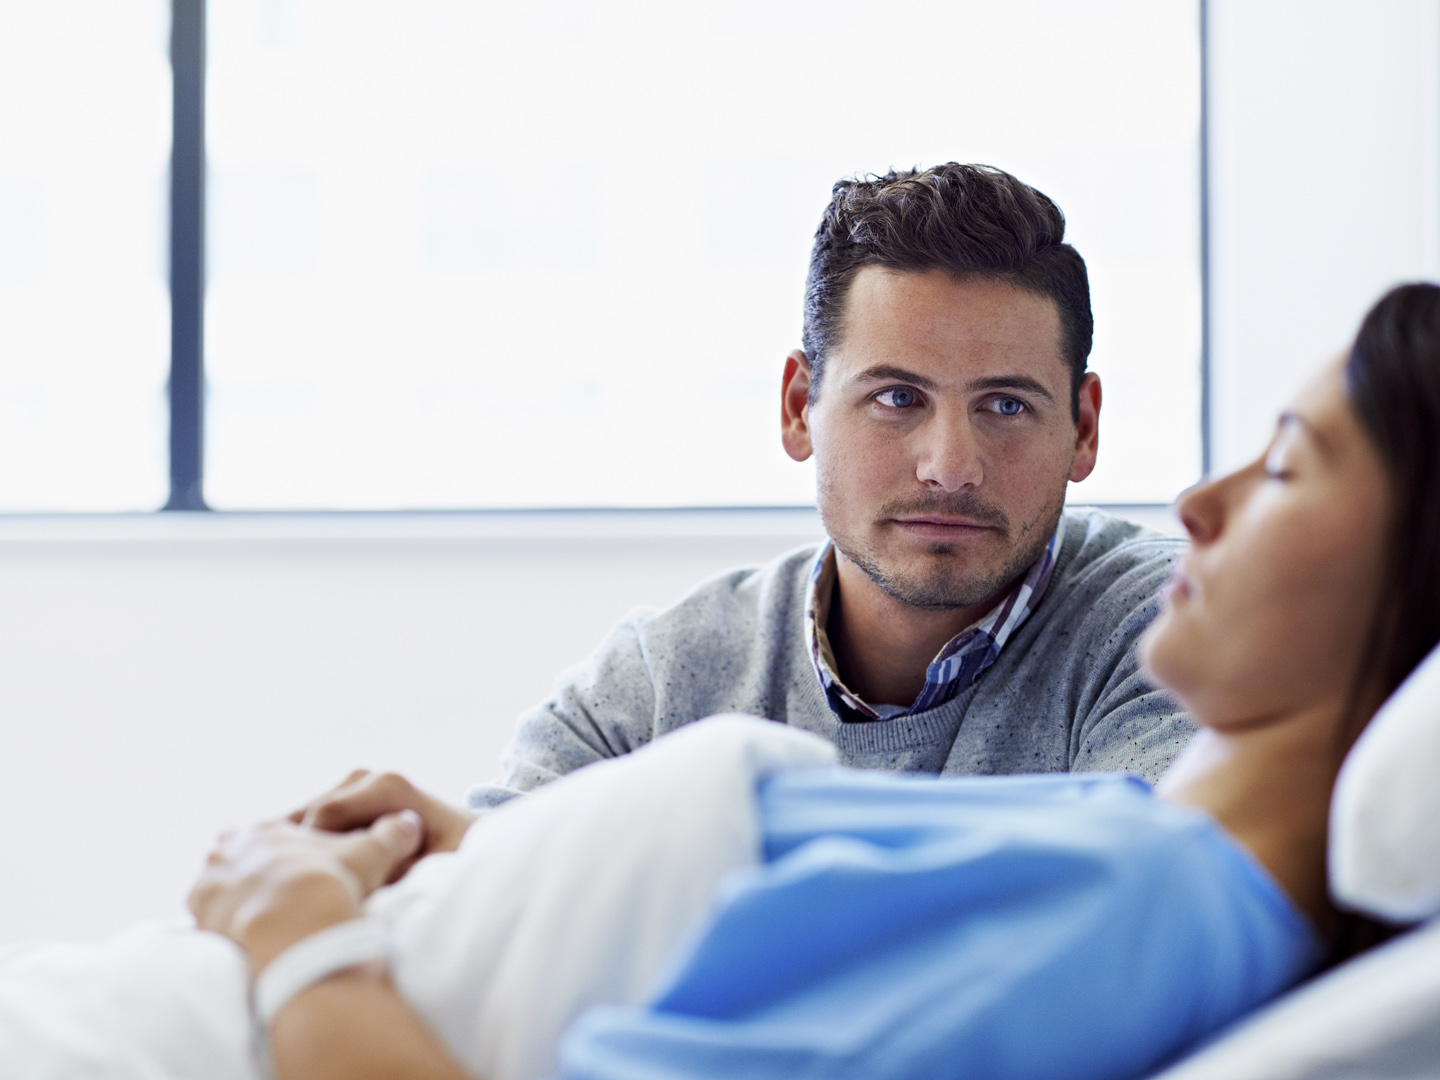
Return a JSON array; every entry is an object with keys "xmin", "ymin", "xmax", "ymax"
[{"xmin": 826, "ymin": 550, "xmax": 1003, "ymax": 707}]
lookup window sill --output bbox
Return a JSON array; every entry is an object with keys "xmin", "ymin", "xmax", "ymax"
[{"xmin": 0, "ymin": 504, "xmax": 1180, "ymax": 545}]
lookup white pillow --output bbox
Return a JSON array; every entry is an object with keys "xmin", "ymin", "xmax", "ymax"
[
  {"xmin": 1330, "ymin": 641, "xmax": 1440, "ymax": 921},
  {"xmin": 1149, "ymin": 916, "xmax": 1440, "ymax": 1080}
]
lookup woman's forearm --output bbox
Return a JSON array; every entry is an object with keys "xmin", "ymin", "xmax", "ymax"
[
  {"xmin": 189, "ymin": 813, "xmax": 470, "ymax": 1077},
  {"xmin": 270, "ymin": 962, "xmax": 477, "ymax": 1080}
]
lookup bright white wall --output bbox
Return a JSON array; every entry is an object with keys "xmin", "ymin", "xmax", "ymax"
[
  {"xmin": 0, "ymin": 512, "xmax": 825, "ymax": 941},
  {"xmin": 1208, "ymin": 0, "xmax": 1440, "ymax": 472}
]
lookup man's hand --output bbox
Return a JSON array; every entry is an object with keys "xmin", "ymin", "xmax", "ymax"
[
  {"xmin": 291, "ymin": 770, "xmax": 477, "ymax": 883},
  {"xmin": 188, "ymin": 811, "xmax": 424, "ymax": 976}
]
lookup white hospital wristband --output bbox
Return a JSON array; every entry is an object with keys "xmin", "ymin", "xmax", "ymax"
[{"xmin": 252, "ymin": 917, "xmax": 388, "ymax": 1027}]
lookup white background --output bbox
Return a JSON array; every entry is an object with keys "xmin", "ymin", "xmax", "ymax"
[
  {"xmin": 1208, "ymin": 0, "xmax": 1440, "ymax": 470},
  {"xmin": 0, "ymin": 2, "xmax": 170, "ymax": 511},
  {"xmin": 3, "ymin": 0, "xmax": 1440, "ymax": 943}
]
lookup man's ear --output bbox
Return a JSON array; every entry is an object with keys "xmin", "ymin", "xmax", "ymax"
[
  {"xmin": 1068, "ymin": 371, "xmax": 1101, "ymax": 483},
  {"xmin": 780, "ymin": 349, "xmax": 814, "ymax": 462}
]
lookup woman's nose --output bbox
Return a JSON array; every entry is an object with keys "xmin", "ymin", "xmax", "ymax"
[{"xmin": 1175, "ymin": 474, "xmax": 1227, "ymax": 544}]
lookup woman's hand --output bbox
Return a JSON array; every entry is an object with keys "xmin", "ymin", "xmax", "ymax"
[{"xmin": 188, "ymin": 810, "xmax": 424, "ymax": 977}]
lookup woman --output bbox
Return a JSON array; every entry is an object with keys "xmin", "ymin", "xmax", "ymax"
[{"xmin": 13, "ymin": 284, "xmax": 1440, "ymax": 1080}]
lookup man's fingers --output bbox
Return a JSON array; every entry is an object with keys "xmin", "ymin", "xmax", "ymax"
[
  {"xmin": 301, "ymin": 772, "xmax": 418, "ymax": 833},
  {"xmin": 289, "ymin": 769, "xmax": 375, "ymax": 825},
  {"xmin": 338, "ymin": 810, "xmax": 425, "ymax": 895},
  {"xmin": 283, "ymin": 771, "xmax": 472, "ymax": 886}
]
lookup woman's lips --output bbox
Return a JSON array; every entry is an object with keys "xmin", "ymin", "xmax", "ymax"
[{"xmin": 1163, "ymin": 568, "xmax": 1193, "ymax": 601}]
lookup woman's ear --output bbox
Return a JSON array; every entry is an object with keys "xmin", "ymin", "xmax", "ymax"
[{"xmin": 780, "ymin": 349, "xmax": 814, "ymax": 462}]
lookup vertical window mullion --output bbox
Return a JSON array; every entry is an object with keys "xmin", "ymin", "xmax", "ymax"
[
  {"xmin": 165, "ymin": 0, "xmax": 207, "ymax": 510},
  {"xmin": 1199, "ymin": 0, "xmax": 1212, "ymax": 479}
]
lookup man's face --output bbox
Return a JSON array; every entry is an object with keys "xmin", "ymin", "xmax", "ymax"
[{"xmin": 782, "ymin": 267, "xmax": 1099, "ymax": 611}]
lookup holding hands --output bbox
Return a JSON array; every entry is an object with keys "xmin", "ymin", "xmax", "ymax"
[
  {"xmin": 292, "ymin": 770, "xmax": 478, "ymax": 878},
  {"xmin": 188, "ymin": 809, "xmax": 424, "ymax": 976},
  {"xmin": 188, "ymin": 778, "xmax": 481, "ymax": 1079},
  {"xmin": 190, "ymin": 770, "xmax": 476, "ymax": 979}
]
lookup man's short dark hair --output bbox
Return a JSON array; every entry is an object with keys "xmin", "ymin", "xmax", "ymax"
[{"xmin": 801, "ymin": 163, "xmax": 1093, "ymax": 417}]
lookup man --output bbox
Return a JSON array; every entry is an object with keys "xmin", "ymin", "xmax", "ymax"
[{"xmin": 300, "ymin": 163, "xmax": 1192, "ymax": 848}]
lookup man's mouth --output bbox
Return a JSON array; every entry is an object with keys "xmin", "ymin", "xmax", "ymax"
[
  {"xmin": 874, "ymin": 493, "xmax": 1010, "ymax": 540},
  {"xmin": 889, "ymin": 516, "xmax": 998, "ymax": 538}
]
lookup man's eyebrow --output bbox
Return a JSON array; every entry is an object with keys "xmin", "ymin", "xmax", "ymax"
[
  {"xmin": 851, "ymin": 364, "xmax": 940, "ymax": 392},
  {"xmin": 966, "ymin": 374, "xmax": 1055, "ymax": 403}
]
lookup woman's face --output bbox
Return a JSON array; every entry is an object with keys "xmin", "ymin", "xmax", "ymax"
[{"xmin": 1141, "ymin": 360, "xmax": 1393, "ymax": 731}]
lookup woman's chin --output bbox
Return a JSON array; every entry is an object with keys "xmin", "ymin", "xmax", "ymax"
[{"xmin": 1138, "ymin": 608, "xmax": 1200, "ymax": 705}]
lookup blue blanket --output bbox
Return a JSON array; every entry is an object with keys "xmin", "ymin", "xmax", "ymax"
[{"xmin": 560, "ymin": 771, "xmax": 1322, "ymax": 1080}]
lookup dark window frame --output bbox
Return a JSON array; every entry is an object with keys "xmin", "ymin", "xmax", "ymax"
[{"xmin": 167, "ymin": 0, "xmax": 206, "ymax": 510}]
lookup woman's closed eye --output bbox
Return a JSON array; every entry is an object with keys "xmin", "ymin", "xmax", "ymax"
[
  {"xmin": 1264, "ymin": 425, "xmax": 1306, "ymax": 479},
  {"xmin": 1263, "ymin": 443, "xmax": 1293, "ymax": 479}
]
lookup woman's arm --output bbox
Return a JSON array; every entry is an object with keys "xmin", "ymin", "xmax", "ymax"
[
  {"xmin": 269, "ymin": 963, "xmax": 473, "ymax": 1080},
  {"xmin": 189, "ymin": 812, "xmax": 480, "ymax": 1080}
]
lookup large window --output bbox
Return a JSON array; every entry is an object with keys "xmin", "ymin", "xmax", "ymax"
[
  {"xmin": 0, "ymin": 2, "xmax": 171, "ymax": 512},
  {"xmin": 2, "ymin": 0, "xmax": 1202, "ymax": 512}
]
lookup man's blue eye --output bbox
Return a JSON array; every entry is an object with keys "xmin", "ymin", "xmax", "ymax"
[
  {"xmin": 994, "ymin": 398, "xmax": 1024, "ymax": 416},
  {"xmin": 878, "ymin": 389, "xmax": 918, "ymax": 408}
]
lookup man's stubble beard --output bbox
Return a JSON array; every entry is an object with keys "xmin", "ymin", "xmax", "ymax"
[{"xmin": 819, "ymin": 483, "xmax": 1065, "ymax": 613}]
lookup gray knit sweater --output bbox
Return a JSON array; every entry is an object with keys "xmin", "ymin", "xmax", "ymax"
[{"xmin": 469, "ymin": 509, "xmax": 1194, "ymax": 810}]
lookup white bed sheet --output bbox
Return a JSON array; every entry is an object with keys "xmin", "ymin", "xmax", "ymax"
[{"xmin": 0, "ymin": 716, "xmax": 837, "ymax": 1080}]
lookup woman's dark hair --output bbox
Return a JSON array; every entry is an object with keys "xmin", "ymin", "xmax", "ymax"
[
  {"xmin": 1346, "ymin": 283, "xmax": 1440, "ymax": 713},
  {"xmin": 1317, "ymin": 284, "xmax": 1440, "ymax": 960},
  {"xmin": 801, "ymin": 163, "xmax": 1092, "ymax": 417}
]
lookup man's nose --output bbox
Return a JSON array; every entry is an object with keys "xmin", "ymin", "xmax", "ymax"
[{"xmin": 914, "ymin": 414, "xmax": 984, "ymax": 492}]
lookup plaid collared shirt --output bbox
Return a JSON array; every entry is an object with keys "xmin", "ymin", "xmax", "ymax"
[{"xmin": 805, "ymin": 520, "xmax": 1064, "ymax": 720}]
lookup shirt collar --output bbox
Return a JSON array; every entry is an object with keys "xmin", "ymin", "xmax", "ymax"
[{"xmin": 805, "ymin": 519, "xmax": 1064, "ymax": 720}]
